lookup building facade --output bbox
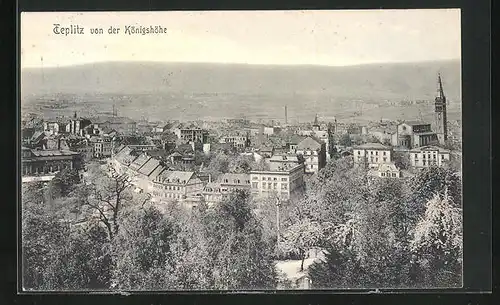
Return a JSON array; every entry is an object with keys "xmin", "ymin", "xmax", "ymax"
[
  {"xmin": 295, "ymin": 136, "xmax": 327, "ymax": 174},
  {"xmin": 202, "ymin": 173, "xmax": 251, "ymax": 205},
  {"xmin": 151, "ymin": 171, "xmax": 204, "ymax": 201},
  {"xmin": 21, "ymin": 147, "xmax": 82, "ymax": 176},
  {"xmin": 409, "ymin": 145, "xmax": 451, "ymax": 169},
  {"xmin": 250, "ymin": 163, "xmax": 305, "ymax": 200},
  {"xmin": 392, "ymin": 121, "xmax": 439, "ymax": 149},
  {"xmin": 353, "ymin": 143, "xmax": 393, "ymax": 169}
]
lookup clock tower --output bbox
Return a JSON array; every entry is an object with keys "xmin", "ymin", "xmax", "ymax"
[{"xmin": 434, "ymin": 73, "xmax": 448, "ymax": 145}]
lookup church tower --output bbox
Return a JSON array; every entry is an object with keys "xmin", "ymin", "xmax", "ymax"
[{"xmin": 434, "ymin": 73, "xmax": 448, "ymax": 145}]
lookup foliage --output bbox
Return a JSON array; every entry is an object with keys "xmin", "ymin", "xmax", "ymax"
[
  {"xmin": 410, "ymin": 191, "xmax": 462, "ymax": 287},
  {"xmin": 338, "ymin": 133, "xmax": 352, "ymax": 147}
]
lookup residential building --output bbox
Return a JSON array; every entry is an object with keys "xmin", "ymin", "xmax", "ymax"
[
  {"xmin": 90, "ymin": 116, "xmax": 137, "ymax": 135},
  {"xmin": 21, "ymin": 147, "xmax": 82, "ymax": 176},
  {"xmin": 219, "ymin": 133, "xmax": 249, "ymax": 150},
  {"xmin": 392, "ymin": 121, "xmax": 439, "ymax": 149},
  {"xmin": 90, "ymin": 136, "xmax": 114, "ymax": 158},
  {"xmin": 353, "ymin": 143, "xmax": 393, "ymax": 169},
  {"xmin": 409, "ymin": 145, "xmax": 451, "ymax": 169},
  {"xmin": 43, "ymin": 119, "xmax": 68, "ymax": 135},
  {"xmin": 250, "ymin": 163, "xmax": 305, "ymax": 200},
  {"xmin": 268, "ymin": 153, "xmax": 302, "ymax": 171},
  {"xmin": 372, "ymin": 163, "xmax": 401, "ymax": 178},
  {"xmin": 66, "ymin": 116, "xmax": 92, "ymax": 136},
  {"xmin": 202, "ymin": 173, "xmax": 251, "ymax": 205},
  {"xmin": 295, "ymin": 136, "xmax": 327, "ymax": 174},
  {"xmin": 172, "ymin": 123, "xmax": 208, "ymax": 143},
  {"xmin": 151, "ymin": 171, "xmax": 204, "ymax": 201}
]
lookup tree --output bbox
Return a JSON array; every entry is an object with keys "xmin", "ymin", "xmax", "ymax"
[
  {"xmin": 48, "ymin": 168, "xmax": 81, "ymax": 199},
  {"xmin": 75, "ymin": 164, "xmax": 135, "ymax": 240},
  {"xmin": 111, "ymin": 205, "xmax": 181, "ymax": 290},
  {"xmin": 338, "ymin": 133, "xmax": 352, "ymax": 147},
  {"xmin": 201, "ymin": 191, "xmax": 278, "ymax": 289},
  {"xmin": 410, "ymin": 191, "xmax": 463, "ymax": 287},
  {"xmin": 279, "ymin": 217, "xmax": 324, "ymax": 271},
  {"xmin": 393, "ymin": 151, "xmax": 411, "ymax": 170}
]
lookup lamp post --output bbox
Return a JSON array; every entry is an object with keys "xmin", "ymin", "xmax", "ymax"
[{"xmin": 276, "ymin": 195, "xmax": 281, "ymax": 246}]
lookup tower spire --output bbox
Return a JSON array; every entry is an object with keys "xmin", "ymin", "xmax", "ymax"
[
  {"xmin": 437, "ymin": 73, "xmax": 445, "ymax": 100},
  {"xmin": 434, "ymin": 73, "xmax": 448, "ymax": 144},
  {"xmin": 314, "ymin": 113, "xmax": 319, "ymax": 126}
]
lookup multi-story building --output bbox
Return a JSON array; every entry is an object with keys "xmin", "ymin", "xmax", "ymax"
[
  {"xmin": 21, "ymin": 147, "xmax": 82, "ymax": 177},
  {"xmin": 295, "ymin": 136, "xmax": 327, "ymax": 174},
  {"xmin": 353, "ymin": 143, "xmax": 393, "ymax": 169},
  {"xmin": 66, "ymin": 116, "xmax": 92, "ymax": 136},
  {"xmin": 43, "ymin": 120, "xmax": 68, "ymax": 135},
  {"xmin": 268, "ymin": 153, "xmax": 302, "ymax": 171},
  {"xmin": 90, "ymin": 136, "xmax": 114, "ymax": 158},
  {"xmin": 172, "ymin": 123, "xmax": 208, "ymax": 143},
  {"xmin": 392, "ymin": 121, "xmax": 439, "ymax": 149},
  {"xmin": 202, "ymin": 173, "xmax": 251, "ymax": 205},
  {"xmin": 151, "ymin": 171, "xmax": 204, "ymax": 202},
  {"xmin": 219, "ymin": 133, "xmax": 249, "ymax": 150},
  {"xmin": 91, "ymin": 116, "xmax": 137, "ymax": 135},
  {"xmin": 409, "ymin": 145, "xmax": 451, "ymax": 169},
  {"xmin": 250, "ymin": 163, "xmax": 305, "ymax": 200},
  {"xmin": 372, "ymin": 163, "xmax": 401, "ymax": 178}
]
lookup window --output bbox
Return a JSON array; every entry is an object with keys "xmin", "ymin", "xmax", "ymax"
[
  {"xmin": 273, "ymin": 183, "xmax": 278, "ymax": 189},
  {"xmin": 274, "ymin": 177, "xmax": 277, "ymax": 181},
  {"xmin": 281, "ymin": 184, "xmax": 288, "ymax": 190},
  {"xmin": 370, "ymin": 151, "xmax": 373, "ymax": 155},
  {"xmin": 357, "ymin": 151, "xmax": 360, "ymax": 155},
  {"xmin": 310, "ymin": 165, "xmax": 314, "ymax": 169},
  {"xmin": 441, "ymin": 155, "xmax": 444, "ymax": 159},
  {"xmin": 252, "ymin": 182, "xmax": 258, "ymax": 188},
  {"xmin": 383, "ymin": 157, "xmax": 387, "ymax": 162},
  {"xmin": 392, "ymin": 173, "xmax": 396, "ymax": 177},
  {"xmin": 268, "ymin": 183, "xmax": 272, "ymax": 189},
  {"xmin": 375, "ymin": 151, "xmax": 378, "ymax": 156},
  {"xmin": 252, "ymin": 176, "xmax": 258, "ymax": 180},
  {"xmin": 383, "ymin": 151, "xmax": 386, "ymax": 156},
  {"xmin": 263, "ymin": 183, "xmax": 266, "ymax": 189}
]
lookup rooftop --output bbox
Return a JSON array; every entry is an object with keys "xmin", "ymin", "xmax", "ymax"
[
  {"xmin": 402, "ymin": 120, "xmax": 431, "ymax": 126},
  {"xmin": 297, "ymin": 136, "xmax": 323, "ymax": 150},
  {"xmin": 156, "ymin": 171, "xmax": 195, "ymax": 184},
  {"xmin": 30, "ymin": 149, "xmax": 80, "ymax": 157},
  {"xmin": 354, "ymin": 143, "xmax": 391, "ymax": 150},
  {"xmin": 410, "ymin": 145, "xmax": 451, "ymax": 153}
]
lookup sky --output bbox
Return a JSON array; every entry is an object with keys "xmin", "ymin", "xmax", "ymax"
[{"xmin": 20, "ymin": 10, "xmax": 461, "ymax": 68}]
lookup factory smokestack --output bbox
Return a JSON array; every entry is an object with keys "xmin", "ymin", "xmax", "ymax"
[{"xmin": 285, "ymin": 105, "xmax": 288, "ymax": 125}]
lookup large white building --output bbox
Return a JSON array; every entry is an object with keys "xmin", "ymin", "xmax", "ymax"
[
  {"xmin": 409, "ymin": 145, "xmax": 451, "ymax": 169},
  {"xmin": 353, "ymin": 143, "xmax": 393, "ymax": 169},
  {"xmin": 250, "ymin": 163, "xmax": 305, "ymax": 200}
]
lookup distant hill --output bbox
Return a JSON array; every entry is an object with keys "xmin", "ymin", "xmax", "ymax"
[{"xmin": 21, "ymin": 60, "xmax": 461, "ymax": 101}]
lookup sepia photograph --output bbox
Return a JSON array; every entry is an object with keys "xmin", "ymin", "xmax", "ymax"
[{"xmin": 20, "ymin": 9, "xmax": 463, "ymax": 291}]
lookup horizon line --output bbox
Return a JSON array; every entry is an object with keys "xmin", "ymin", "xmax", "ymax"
[{"xmin": 21, "ymin": 58, "xmax": 461, "ymax": 70}]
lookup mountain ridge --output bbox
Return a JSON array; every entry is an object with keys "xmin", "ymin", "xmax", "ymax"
[{"xmin": 21, "ymin": 59, "xmax": 461, "ymax": 102}]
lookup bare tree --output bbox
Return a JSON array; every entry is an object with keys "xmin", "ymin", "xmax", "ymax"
[{"xmin": 79, "ymin": 164, "xmax": 134, "ymax": 239}]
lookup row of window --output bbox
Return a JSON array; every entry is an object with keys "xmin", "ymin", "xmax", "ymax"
[
  {"xmin": 381, "ymin": 172, "xmax": 397, "ymax": 177},
  {"xmin": 253, "ymin": 182, "xmax": 288, "ymax": 190},
  {"xmin": 253, "ymin": 177, "xmax": 288, "ymax": 182}
]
